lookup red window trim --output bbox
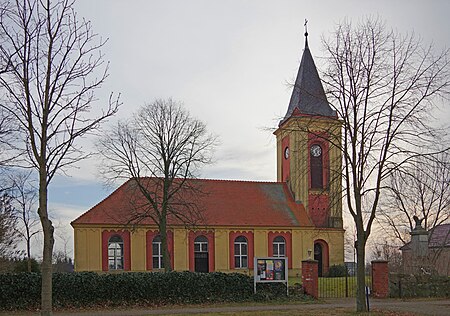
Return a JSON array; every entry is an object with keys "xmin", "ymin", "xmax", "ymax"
[
  {"xmin": 308, "ymin": 133, "xmax": 330, "ymax": 189},
  {"xmin": 188, "ymin": 231, "xmax": 215, "ymax": 272},
  {"xmin": 146, "ymin": 230, "xmax": 174, "ymax": 270},
  {"xmin": 229, "ymin": 231, "xmax": 254, "ymax": 269},
  {"xmin": 102, "ymin": 230, "xmax": 131, "ymax": 271},
  {"xmin": 268, "ymin": 231, "xmax": 293, "ymax": 269}
]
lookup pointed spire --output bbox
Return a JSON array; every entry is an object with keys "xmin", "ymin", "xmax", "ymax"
[
  {"xmin": 304, "ymin": 19, "xmax": 309, "ymax": 48},
  {"xmin": 280, "ymin": 25, "xmax": 336, "ymax": 125}
]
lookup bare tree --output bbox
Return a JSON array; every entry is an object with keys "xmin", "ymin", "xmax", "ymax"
[
  {"xmin": 0, "ymin": 191, "xmax": 19, "ymax": 259},
  {"xmin": 0, "ymin": 1, "xmax": 119, "ymax": 314},
  {"xmin": 52, "ymin": 249, "xmax": 72, "ymax": 272},
  {"xmin": 98, "ymin": 99, "xmax": 216, "ymax": 271},
  {"xmin": 9, "ymin": 171, "xmax": 40, "ymax": 272},
  {"xmin": 54, "ymin": 222, "xmax": 71, "ymax": 260},
  {"xmin": 344, "ymin": 221, "xmax": 357, "ymax": 263},
  {"xmin": 321, "ymin": 17, "xmax": 450, "ymax": 311},
  {"xmin": 379, "ymin": 154, "xmax": 450, "ymax": 244},
  {"xmin": 378, "ymin": 154, "xmax": 450, "ymax": 273},
  {"xmin": 0, "ymin": 108, "xmax": 18, "ymax": 166},
  {"xmin": 370, "ymin": 240, "xmax": 403, "ymax": 273}
]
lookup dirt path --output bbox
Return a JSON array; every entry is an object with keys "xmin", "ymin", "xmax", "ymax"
[{"xmin": 3, "ymin": 298, "xmax": 449, "ymax": 316}]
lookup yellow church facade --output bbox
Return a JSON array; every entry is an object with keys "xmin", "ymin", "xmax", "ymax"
[
  {"xmin": 72, "ymin": 34, "xmax": 345, "ymax": 277},
  {"xmin": 74, "ymin": 225, "xmax": 343, "ymax": 277}
]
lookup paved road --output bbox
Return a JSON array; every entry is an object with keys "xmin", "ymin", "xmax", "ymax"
[{"xmin": 3, "ymin": 298, "xmax": 449, "ymax": 316}]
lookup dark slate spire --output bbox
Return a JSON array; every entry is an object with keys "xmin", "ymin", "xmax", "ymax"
[{"xmin": 281, "ymin": 27, "xmax": 335, "ymax": 124}]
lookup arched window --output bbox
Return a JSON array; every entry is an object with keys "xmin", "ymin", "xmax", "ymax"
[
  {"xmin": 108, "ymin": 235, "xmax": 123, "ymax": 270},
  {"xmin": 310, "ymin": 144, "xmax": 323, "ymax": 188},
  {"xmin": 273, "ymin": 236, "xmax": 286, "ymax": 257},
  {"xmin": 152, "ymin": 235, "xmax": 164, "ymax": 269},
  {"xmin": 234, "ymin": 236, "xmax": 248, "ymax": 268}
]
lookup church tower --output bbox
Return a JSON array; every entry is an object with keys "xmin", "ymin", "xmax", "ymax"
[{"xmin": 274, "ymin": 31, "xmax": 342, "ymax": 228}]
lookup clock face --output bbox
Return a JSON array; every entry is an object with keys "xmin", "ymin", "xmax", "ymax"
[
  {"xmin": 310, "ymin": 144, "xmax": 322, "ymax": 157},
  {"xmin": 284, "ymin": 147, "xmax": 289, "ymax": 159}
]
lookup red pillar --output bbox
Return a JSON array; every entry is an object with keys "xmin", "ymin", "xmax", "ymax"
[
  {"xmin": 371, "ymin": 260, "xmax": 389, "ymax": 298},
  {"xmin": 302, "ymin": 260, "xmax": 318, "ymax": 298}
]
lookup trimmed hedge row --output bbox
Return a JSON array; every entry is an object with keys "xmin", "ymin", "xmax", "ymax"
[
  {"xmin": 0, "ymin": 271, "xmax": 289, "ymax": 310},
  {"xmin": 326, "ymin": 264, "xmax": 347, "ymax": 277}
]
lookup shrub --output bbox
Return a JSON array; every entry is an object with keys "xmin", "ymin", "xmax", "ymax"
[
  {"xmin": 326, "ymin": 264, "xmax": 347, "ymax": 277},
  {"xmin": 13, "ymin": 258, "xmax": 40, "ymax": 273},
  {"xmin": 0, "ymin": 273, "xmax": 41, "ymax": 310},
  {"xmin": 253, "ymin": 282, "xmax": 288, "ymax": 301},
  {"xmin": 389, "ymin": 273, "xmax": 450, "ymax": 298},
  {"xmin": 0, "ymin": 271, "xmax": 272, "ymax": 310}
]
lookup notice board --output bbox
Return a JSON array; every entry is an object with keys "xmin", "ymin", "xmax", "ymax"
[{"xmin": 253, "ymin": 257, "xmax": 288, "ymax": 294}]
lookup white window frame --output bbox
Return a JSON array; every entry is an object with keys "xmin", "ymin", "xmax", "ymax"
[
  {"xmin": 273, "ymin": 236, "xmax": 286, "ymax": 258},
  {"xmin": 108, "ymin": 235, "xmax": 124, "ymax": 270},
  {"xmin": 234, "ymin": 236, "xmax": 248, "ymax": 268},
  {"xmin": 152, "ymin": 235, "xmax": 164, "ymax": 269},
  {"xmin": 194, "ymin": 235, "xmax": 208, "ymax": 253}
]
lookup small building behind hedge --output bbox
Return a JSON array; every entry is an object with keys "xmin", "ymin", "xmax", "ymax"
[
  {"xmin": 401, "ymin": 224, "xmax": 450, "ymax": 276},
  {"xmin": 71, "ymin": 34, "xmax": 345, "ymax": 277}
]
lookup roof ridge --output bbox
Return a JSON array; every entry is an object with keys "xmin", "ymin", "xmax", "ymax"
[
  {"xmin": 138, "ymin": 176, "xmax": 279, "ymax": 184},
  {"xmin": 191, "ymin": 178, "xmax": 278, "ymax": 184}
]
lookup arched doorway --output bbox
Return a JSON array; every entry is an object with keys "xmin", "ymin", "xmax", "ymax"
[
  {"xmin": 314, "ymin": 242, "xmax": 323, "ymax": 276},
  {"xmin": 194, "ymin": 235, "xmax": 209, "ymax": 273},
  {"xmin": 314, "ymin": 240, "xmax": 329, "ymax": 277}
]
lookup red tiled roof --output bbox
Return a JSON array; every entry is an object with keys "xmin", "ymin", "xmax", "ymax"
[
  {"xmin": 429, "ymin": 224, "xmax": 450, "ymax": 248},
  {"xmin": 71, "ymin": 178, "xmax": 313, "ymax": 228}
]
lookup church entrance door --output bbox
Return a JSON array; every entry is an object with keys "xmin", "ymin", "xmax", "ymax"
[{"xmin": 314, "ymin": 242, "xmax": 323, "ymax": 276}]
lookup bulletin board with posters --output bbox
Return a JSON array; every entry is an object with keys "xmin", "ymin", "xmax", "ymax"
[{"xmin": 253, "ymin": 257, "xmax": 288, "ymax": 295}]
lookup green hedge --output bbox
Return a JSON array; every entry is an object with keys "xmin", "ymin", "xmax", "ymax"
[
  {"xmin": 0, "ymin": 272, "xmax": 41, "ymax": 309},
  {"xmin": 0, "ymin": 271, "xmax": 290, "ymax": 310},
  {"xmin": 326, "ymin": 264, "xmax": 347, "ymax": 277}
]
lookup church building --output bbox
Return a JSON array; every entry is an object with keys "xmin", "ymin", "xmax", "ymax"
[{"xmin": 71, "ymin": 34, "xmax": 344, "ymax": 277}]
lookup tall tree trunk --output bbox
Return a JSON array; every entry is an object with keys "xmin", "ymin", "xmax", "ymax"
[
  {"xmin": 37, "ymin": 170, "xmax": 54, "ymax": 316},
  {"xmin": 356, "ymin": 236, "xmax": 367, "ymax": 312},
  {"xmin": 26, "ymin": 223, "xmax": 31, "ymax": 272},
  {"xmin": 27, "ymin": 238, "xmax": 31, "ymax": 272},
  {"xmin": 160, "ymin": 217, "xmax": 172, "ymax": 272}
]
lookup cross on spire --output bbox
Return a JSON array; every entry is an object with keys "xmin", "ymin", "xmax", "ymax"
[{"xmin": 304, "ymin": 19, "xmax": 309, "ymax": 47}]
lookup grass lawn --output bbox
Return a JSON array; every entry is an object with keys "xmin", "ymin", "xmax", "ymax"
[
  {"xmin": 0, "ymin": 306, "xmax": 416, "ymax": 316},
  {"xmin": 164, "ymin": 308, "xmax": 413, "ymax": 316},
  {"xmin": 289, "ymin": 276, "xmax": 372, "ymax": 298}
]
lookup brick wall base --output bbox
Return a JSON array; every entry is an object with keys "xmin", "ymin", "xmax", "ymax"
[
  {"xmin": 372, "ymin": 260, "xmax": 389, "ymax": 298},
  {"xmin": 302, "ymin": 260, "xmax": 318, "ymax": 298}
]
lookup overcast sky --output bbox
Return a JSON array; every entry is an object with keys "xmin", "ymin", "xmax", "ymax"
[{"xmin": 42, "ymin": 0, "xmax": 450, "ymax": 257}]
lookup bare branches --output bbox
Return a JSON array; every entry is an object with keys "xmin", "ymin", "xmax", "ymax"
[
  {"xmin": 7, "ymin": 170, "xmax": 40, "ymax": 272},
  {"xmin": 0, "ymin": 190, "xmax": 19, "ymax": 258},
  {"xmin": 98, "ymin": 99, "xmax": 217, "ymax": 271},
  {"xmin": 321, "ymin": 17, "xmax": 450, "ymax": 312},
  {"xmin": 0, "ymin": 1, "xmax": 119, "ymax": 313},
  {"xmin": 322, "ymin": 17, "xmax": 450, "ymax": 234},
  {"xmin": 0, "ymin": 107, "xmax": 19, "ymax": 166},
  {"xmin": 378, "ymin": 154, "xmax": 450, "ymax": 243},
  {"xmin": 0, "ymin": 0, "xmax": 119, "ymax": 179}
]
